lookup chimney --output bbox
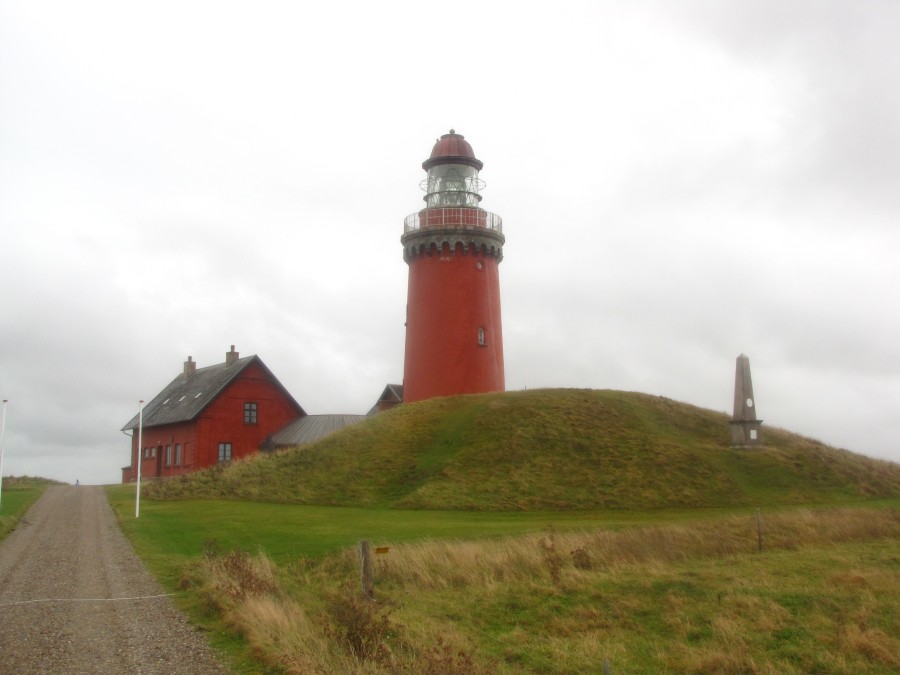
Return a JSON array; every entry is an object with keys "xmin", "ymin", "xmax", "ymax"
[
  {"xmin": 225, "ymin": 345, "xmax": 239, "ymax": 366},
  {"xmin": 184, "ymin": 356, "xmax": 196, "ymax": 377}
]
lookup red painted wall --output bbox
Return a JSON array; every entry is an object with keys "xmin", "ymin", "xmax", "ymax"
[
  {"xmin": 403, "ymin": 242, "xmax": 504, "ymax": 403},
  {"xmin": 126, "ymin": 361, "xmax": 302, "ymax": 480},
  {"xmin": 130, "ymin": 420, "xmax": 198, "ymax": 479}
]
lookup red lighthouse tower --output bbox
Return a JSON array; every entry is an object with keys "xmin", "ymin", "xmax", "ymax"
[{"xmin": 401, "ymin": 130, "xmax": 505, "ymax": 404}]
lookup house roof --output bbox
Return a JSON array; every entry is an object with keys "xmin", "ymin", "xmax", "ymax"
[
  {"xmin": 268, "ymin": 414, "xmax": 367, "ymax": 447},
  {"xmin": 121, "ymin": 354, "xmax": 304, "ymax": 431},
  {"xmin": 366, "ymin": 383, "xmax": 404, "ymax": 415},
  {"xmin": 381, "ymin": 383, "xmax": 404, "ymax": 403}
]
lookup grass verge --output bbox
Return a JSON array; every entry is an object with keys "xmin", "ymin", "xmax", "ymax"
[
  {"xmin": 108, "ymin": 487, "xmax": 899, "ymax": 673},
  {"xmin": 0, "ymin": 476, "xmax": 57, "ymax": 541}
]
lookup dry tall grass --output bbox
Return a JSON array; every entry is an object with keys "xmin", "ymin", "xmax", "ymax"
[
  {"xmin": 191, "ymin": 548, "xmax": 363, "ymax": 673},
  {"xmin": 363, "ymin": 507, "xmax": 900, "ymax": 591}
]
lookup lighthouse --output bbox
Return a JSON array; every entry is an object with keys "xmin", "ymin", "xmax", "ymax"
[{"xmin": 401, "ymin": 130, "xmax": 505, "ymax": 404}]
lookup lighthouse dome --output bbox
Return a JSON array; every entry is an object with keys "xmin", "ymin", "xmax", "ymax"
[{"xmin": 423, "ymin": 129, "xmax": 484, "ymax": 171}]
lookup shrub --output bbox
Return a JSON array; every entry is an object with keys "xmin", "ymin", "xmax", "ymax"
[
  {"xmin": 418, "ymin": 638, "xmax": 476, "ymax": 675},
  {"xmin": 202, "ymin": 542, "xmax": 277, "ymax": 600},
  {"xmin": 539, "ymin": 526, "xmax": 565, "ymax": 584},
  {"xmin": 325, "ymin": 583, "xmax": 398, "ymax": 666},
  {"xmin": 570, "ymin": 546, "xmax": 592, "ymax": 570}
]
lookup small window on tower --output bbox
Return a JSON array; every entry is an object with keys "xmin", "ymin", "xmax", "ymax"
[{"xmin": 477, "ymin": 326, "xmax": 486, "ymax": 346}]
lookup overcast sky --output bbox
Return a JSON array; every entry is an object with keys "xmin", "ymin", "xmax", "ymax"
[{"xmin": 2, "ymin": 1, "xmax": 898, "ymax": 485}]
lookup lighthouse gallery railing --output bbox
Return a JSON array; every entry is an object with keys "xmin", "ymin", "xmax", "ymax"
[{"xmin": 403, "ymin": 208, "xmax": 503, "ymax": 235}]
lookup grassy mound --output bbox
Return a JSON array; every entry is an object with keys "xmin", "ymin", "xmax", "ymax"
[{"xmin": 144, "ymin": 389, "xmax": 900, "ymax": 510}]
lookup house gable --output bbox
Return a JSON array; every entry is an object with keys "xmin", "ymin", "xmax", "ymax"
[
  {"xmin": 367, "ymin": 383, "xmax": 404, "ymax": 415},
  {"xmin": 191, "ymin": 360, "xmax": 306, "ymax": 466}
]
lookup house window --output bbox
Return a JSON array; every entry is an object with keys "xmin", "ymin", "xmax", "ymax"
[
  {"xmin": 165, "ymin": 445, "xmax": 172, "ymax": 466},
  {"xmin": 218, "ymin": 443, "xmax": 232, "ymax": 462},
  {"xmin": 174, "ymin": 443, "xmax": 182, "ymax": 465},
  {"xmin": 244, "ymin": 402, "xmax": 258, "ymax": 425},
  {"xmin": 477, "ymin": 326, "xmax": 486, "ymax": 346}
]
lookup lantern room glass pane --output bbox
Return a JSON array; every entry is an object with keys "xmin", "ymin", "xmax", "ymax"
[{"xmin": 424, "ymin": 164, "xmax": 483, "ymax": 207}]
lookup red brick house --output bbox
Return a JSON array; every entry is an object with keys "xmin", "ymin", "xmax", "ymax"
[{"xmin": 121, "ymin": 346, "xmax": 305, "ymax": 482}]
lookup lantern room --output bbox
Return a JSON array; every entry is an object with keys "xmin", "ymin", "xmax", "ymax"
[{"xmin": 420, "ymin": 129, "xmax": 485, "ymax": 208}]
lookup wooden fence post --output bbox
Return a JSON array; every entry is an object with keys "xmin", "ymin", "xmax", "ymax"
[
  {"xmin": 756, "ymin": 508, "xmax": 763, "ymax": 552},
  {"xmin": 359, "ymin": 539, "xmax": 374, "ymax": 597}
]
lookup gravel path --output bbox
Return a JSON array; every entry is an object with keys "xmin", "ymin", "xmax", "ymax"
[{"xmin": 0, "ymin": 486, "xmax": 228, "ymax": 674}]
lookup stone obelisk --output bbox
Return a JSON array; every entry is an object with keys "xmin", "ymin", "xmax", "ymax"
[{"xmin": 729, "ymin": 354, "xmax": 763, "ymax": 447}]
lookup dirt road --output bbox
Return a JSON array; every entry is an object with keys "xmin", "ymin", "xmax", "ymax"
[{"xmin": 0, "ymin": 486, "xmax": 227, "ymax": 674}]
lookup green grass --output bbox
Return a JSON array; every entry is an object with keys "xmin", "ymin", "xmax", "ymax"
[
  {"xmin": 108, "ymin": 485, "xmax": 900, "ymax": 673},
  {"xmin": 114, "ymin": 485, "xmax": 894, "ymax": 575},
  {"xmin": 144, "ymin": 389, "xmax": 900, "ymax": 511},
  {"xmin": 109, "ymin": 483, "xmax": 744, "ymax": 578},
  {"xmin": 139, "ymin": 501, "xmax": 898, "ymax": 674},
  {"xmin": 108, "ymin": 486, "xmax": 690, "ymax": 671},
  {"xmin": 0, "ymin": 476, "xmax": 58, "ymax": 540}
]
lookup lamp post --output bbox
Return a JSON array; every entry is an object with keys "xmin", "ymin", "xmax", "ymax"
[
  {"xmin": 0, "ymin": 400, "xmax": 7, "ymax": 511},
  {"xmin": 135, "ymin": 400, "xmax": 143, "ymax": 518}
]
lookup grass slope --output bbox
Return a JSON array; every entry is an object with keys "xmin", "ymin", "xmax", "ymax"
[{"xmin": 145, "ymin": 389, "xmax": 900, "ymax": 510}]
